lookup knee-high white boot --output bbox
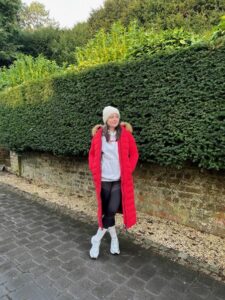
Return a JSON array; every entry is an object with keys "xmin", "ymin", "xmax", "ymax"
[
  {"xmin": 89, "ymin": 227, "xmax": 107, "ymax": 259},
  {"xmin": 108, "ymin": 225, "xmax": 120, "ymax": 255}
]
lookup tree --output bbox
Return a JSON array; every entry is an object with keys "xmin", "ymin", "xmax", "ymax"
[
  {"xmin": 87, "ymin": 0, "xmax": 225, "ymax": 34},
  {"xmin": 18, "ymin": 27, "xmax": 61, "ymax": 61},
  {"xmin": 125, "ymin": 0, "xmax": 225, "ymax": 32},
  {"xmin": 50, "ymin": 22, "xmax": 91, "ymax": 65},
  {"xmin": 88, "ymin": 0, "xmax": 131, "ymax": 34},
  {"xmin": 19, "ymin": 1, "xmax": 59, "ymax": 30},
  {"xmin": 0, "ymin": 0, "xmax": 22, "ymax": 66},
  {"xmin": 18, "ymin": 22, "xmax": 91, "ymax": 66}
]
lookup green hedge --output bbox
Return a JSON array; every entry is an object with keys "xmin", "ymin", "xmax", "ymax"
[{"xmin": 0, "ymin": 42, "xmax": 225, "ymax": 170}]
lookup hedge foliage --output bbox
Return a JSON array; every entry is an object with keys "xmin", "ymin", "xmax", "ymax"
[
  {"xmin": 0, "ymin": 54, "xmax": 65, "ymax": 91},
  {"xmin": 75, "ymin": 21, "xmax": 201, "ymax": 70},
  {"xmin": 0, "ymin": 42, "xmax": 225, "ymax": 170},
  {"xmin": 1, "ymin": 18, "xmax": 224, "ymax": 91}
]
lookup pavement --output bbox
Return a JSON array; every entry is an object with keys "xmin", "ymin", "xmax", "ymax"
[{"xmin": 0, "ymin": 183, "xmax": 225, "ymax": 300}]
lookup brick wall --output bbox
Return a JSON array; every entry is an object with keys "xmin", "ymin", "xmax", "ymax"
[
  {"xmin": 9, "ymin": 151, "xmax": 225, "ymax": 237},
  {"xmin": 0, "ymin": 147, "xmax": 10, "ymax": 166},
  {"xmin": 136, "ymin": 162, "xmax": 225, "ymax": 238}
]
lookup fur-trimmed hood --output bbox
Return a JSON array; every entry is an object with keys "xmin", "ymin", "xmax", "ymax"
[{"xmin": 91, "ymin": 122, "xmax": 133, "ymax": 136}]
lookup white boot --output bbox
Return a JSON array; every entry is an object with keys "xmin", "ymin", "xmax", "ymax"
[
  {"xmin": 89, "ymin": 227, "xmax": 107, "ymax": 259},
  {"xmin": 108, "ymin": 226, "xmax": 120, "ymax": 255}
]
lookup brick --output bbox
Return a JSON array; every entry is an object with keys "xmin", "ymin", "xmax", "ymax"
[
  {"xmin": 135, "ymin": 264, "xmax": 157, "ymax": 281},
  {"xmin": 145, "ymin": 276, "xmax": 168, "ymax": 295},
  {"xmin": 91, "ymin": 280, "xmax": 117, "ymax": 299}
]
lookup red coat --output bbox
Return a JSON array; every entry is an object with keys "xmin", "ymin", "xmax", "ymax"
[{"xmin": 88, "ymin": 122, "xmax": 139, "ymax": 229}]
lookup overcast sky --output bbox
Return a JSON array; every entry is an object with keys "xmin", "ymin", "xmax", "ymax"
[{"xmin": 22, "ymin": 0, "xmax": 105, "ymax": 28}]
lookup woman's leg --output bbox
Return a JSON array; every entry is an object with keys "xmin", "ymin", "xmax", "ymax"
[
  {"xmin": 103, "ymin": 180, "xmax": 121, "ymax": 254},
  {"xmin": 89, "ymin": 227, "xmax": 107, "ymax": 259},
  {"xmin": 101, "ymin": 181, "xmax": 112, "ymax": 227},
  {"xmin": 102, "ymin": 180, "xmax": 121, "ymax": 228},
  {"xmin": 108, "ymin": 225, "xmax": 120, "ymax": 254},
  {"xmin": 90, "ymin": 181, "xmax": 121, "ymax": 258},
  {"xmin": 89, "ymin": 181, "xmax": 112, "ymax": 259}
]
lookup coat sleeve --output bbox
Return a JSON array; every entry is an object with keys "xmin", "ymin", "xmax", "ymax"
[
  {"xmin": 88, "ymin": 137, "xmax": 95, "ymax": 173},
  {"xmin": 128, "ymin": 132, "xmax": 139, "ymax": 173}
]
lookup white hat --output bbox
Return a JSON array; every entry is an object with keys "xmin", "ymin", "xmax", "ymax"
[{"xmin": 102, "ymin": 106, "xmax": 120, "ymax": 124}]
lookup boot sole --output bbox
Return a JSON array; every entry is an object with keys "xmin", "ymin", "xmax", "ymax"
[
  {"xmin": 110, "ymin": 252, "xmax": 120, "ymax": 255},
  {"xmin": 110, "ymin": 249, "xmax": 120, "ymax": 255}
]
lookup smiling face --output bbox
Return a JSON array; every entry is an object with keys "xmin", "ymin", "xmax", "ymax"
[{"xmin": 106, "ymin": 113, "xmax": 120, "ymax": 129}]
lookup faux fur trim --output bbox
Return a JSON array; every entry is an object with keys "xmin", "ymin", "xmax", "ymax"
[
  {"xmin": 91, "ymin": 121, "xmax": 133, "ymax": 136},
  {"xmin": 120, "ymin": 121, "xmax": 133, "ymax": 133},
  {"xmin": 91, "ymin": 124, "xmax": 103, "ymax": 136}
]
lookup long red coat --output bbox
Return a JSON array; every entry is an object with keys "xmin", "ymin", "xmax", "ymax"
[{"xmin": 88, "ymin": 122, "xmax": 139, "ymax": 229}]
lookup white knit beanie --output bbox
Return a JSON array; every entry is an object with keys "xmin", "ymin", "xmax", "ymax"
[{"xmin": 102, "ymin": 106, "xmax": 120, "ymax": 124}]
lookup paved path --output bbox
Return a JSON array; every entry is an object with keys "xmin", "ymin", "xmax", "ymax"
[{"xmin": 0, "ymin": 183, "xmax": 225, "ymax": 300}]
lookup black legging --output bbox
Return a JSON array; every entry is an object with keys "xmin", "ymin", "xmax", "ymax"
[{"xmin": 101, "ymin": 180, "xmax": 121, "ymax": 228}]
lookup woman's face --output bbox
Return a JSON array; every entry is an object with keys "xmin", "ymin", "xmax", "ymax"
[{"xmin": 107, "ymin": 113, "xmax": 120, "ymax": 128}]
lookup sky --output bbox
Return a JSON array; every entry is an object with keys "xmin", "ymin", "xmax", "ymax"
[{"xmin": 22, "ymin": 0, "xmax": 105, "ymax": 28}]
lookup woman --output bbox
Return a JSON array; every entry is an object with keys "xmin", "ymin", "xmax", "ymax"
[{"xmin": 88, "ymin": 105, "xmax": 139, "ymax": 259}]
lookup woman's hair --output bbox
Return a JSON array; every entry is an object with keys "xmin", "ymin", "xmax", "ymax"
[{"xmin": 102, "ymin": 122, "xmax": 122, "ymax": 142}]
